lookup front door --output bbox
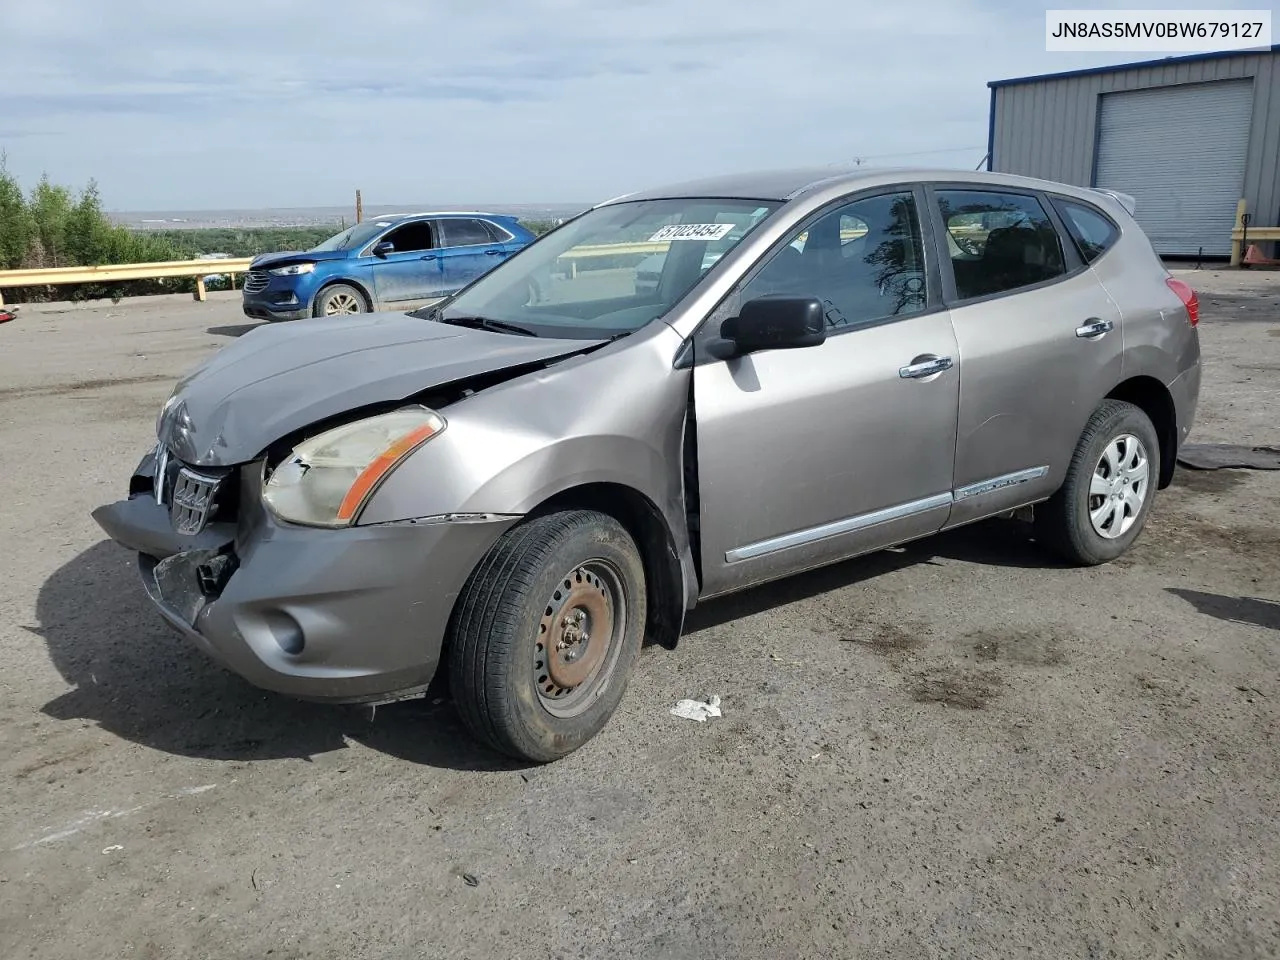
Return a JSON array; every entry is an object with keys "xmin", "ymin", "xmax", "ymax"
[
  {"xmin": 692, "ymin": 187, "xmax": 961, "ymax": 597},
  {"xmin": 438, "ymin": 218, "xmax": 510, "ymax": 293},
  {"xmin": 927, "ymin": 186, "xmax": 1125, "ymax": 528},
  {"xmin": 368, "ymin": 218, "xmax": 446, "ymax": 306}
]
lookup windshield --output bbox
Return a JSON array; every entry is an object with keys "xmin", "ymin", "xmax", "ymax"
[
  {"xmin": 433, "ymin": 198, "xmax": 779, "ymax": 338},
  {"xmin": 310, "ymin": 219, "xmax": 391, "ymax": 252}
]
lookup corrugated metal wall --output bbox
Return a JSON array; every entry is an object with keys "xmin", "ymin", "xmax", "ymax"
[{"xmin": 990, "ymin": 50, "xmax": 1280, "ymax": 233}]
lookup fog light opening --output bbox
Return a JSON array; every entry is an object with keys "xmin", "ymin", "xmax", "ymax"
[{"xmin": 264, "ymin": 610, "xmax": 305, "ymax": 655}]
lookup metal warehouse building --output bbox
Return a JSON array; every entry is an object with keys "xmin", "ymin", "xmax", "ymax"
[{"xmin": 987, "ymin": 45, "xmax": 1280, "ymax": 257}]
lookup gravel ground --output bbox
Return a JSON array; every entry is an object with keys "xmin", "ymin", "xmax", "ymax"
[{"xmin": 1, "ymin": 273, "xmax": 1278, "ymax": 960}]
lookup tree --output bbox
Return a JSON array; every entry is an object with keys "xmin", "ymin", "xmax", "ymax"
[{"xmin": 0, "ymin": 153, "xmax": 34, "ymax": 270}]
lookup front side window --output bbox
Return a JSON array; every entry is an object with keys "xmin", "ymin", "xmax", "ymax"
[
  {"xmin": 936, "ymin": 190, "xmax": 1066, "ymax": 300},
  {"xmin": 1053, "ymin": 198, "xmax": 1119, "ymax": 263},
  {"xmin": 738, "ymin": 190, "xmax": 927, "ymax": 330},
  {"xmin": 433, "ymin": 198, "xmax": 779, "ymax": 339},
  {"xmin": 379, "ymin": 220, "xmax": 436, "ymax": 254},
  {"xmin": 440, "ymin": 218, "xmax": 495, "ymax": 247}
]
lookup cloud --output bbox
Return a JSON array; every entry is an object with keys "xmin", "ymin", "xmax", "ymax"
[{"xmin": 0, "ymin": 0, "xmax": 1247, "ymax": 208}]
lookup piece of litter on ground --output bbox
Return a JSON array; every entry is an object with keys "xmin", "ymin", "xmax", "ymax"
[
  {"xmin": 670, "ymin": 696, "xmax": 722, "ymax": 722},
  {"xmin": 462, "ymin": 873, "xmax": 480, "ymax": 887},
  {"xmin": 770, "ymin": 654, "xmax": 803, "ymax": 666},
  {"xmin": 810, "ymin": 753, "xmax": 823, "ymax": 761},
  {"xmin": 102, "ymin": 845, "xmax": 123, "ymax": 854}
]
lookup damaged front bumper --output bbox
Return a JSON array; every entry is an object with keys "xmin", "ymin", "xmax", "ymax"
[{"xmin": 91, "ymin": 453, "xmax": 517, "ymax": 703}]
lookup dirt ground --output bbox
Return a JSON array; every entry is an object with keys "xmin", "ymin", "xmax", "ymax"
[{"xmin": 1, "ymin": 272, "xmax": 1278, "ymax": 960}]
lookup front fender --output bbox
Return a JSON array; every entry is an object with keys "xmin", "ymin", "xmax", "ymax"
[{"xmin": 356, "ymin": 325, "xmax": 694, "ymax": 605}]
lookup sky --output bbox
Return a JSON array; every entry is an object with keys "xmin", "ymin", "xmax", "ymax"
[{"xmin": 0, "ymin": 0, "xmax": 1271, "ymax": 210}]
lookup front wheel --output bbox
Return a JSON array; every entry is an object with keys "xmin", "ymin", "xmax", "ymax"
[
  {"xmin": 1035, "ymin": 399, "xmax": 1161, "ymax": 565},
  {"xmin": 312, "ymin": 283, "xmax": 368, "ymax": 317},
  {"xmin": 447, "ymin": 510, "xmax": 647, "ymax": 762}
]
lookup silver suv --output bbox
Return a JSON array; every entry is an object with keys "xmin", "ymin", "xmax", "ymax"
[{"xmin": 93, "ymin": 167, "xmax": 1201, "ymax": 762}]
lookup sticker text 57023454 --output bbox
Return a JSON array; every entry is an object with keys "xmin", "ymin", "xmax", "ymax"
[{"xmin": 648, "ymin": 223, "xmax": 735, "ymax": 242}]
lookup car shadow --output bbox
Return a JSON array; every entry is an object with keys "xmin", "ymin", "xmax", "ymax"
[
  {"xmin": 1167, "ymin": 588, "xmax": 1280, "ymax": 631},
  {"xmin": 207, "ymin": 323, "xmax": 262, "ymax": 338},
  {"xmin": 684, "ymin": 517, "xmax": 1055, "ymax": 631},
  {"xmin": 35, "ymin": 540, "xmax": 528, "ymax": 772},
  {"xmin": 37, "ymin": 520, "xmax": 1053, "ymax": 769}
]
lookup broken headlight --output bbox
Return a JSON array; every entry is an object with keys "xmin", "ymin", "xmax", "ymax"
[{"xmin": 262, "ymin": 407, "xmax": 446, "ymax": 527}]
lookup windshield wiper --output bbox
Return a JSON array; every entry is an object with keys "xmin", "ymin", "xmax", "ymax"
[{"xmin": 437, "ymin": 315, "xmax": 539, "ymax": 337}]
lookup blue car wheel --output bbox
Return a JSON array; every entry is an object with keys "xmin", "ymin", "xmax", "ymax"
[{"xmin": 313, "ymin": 284, "xmax": 368, "ymax": 318}]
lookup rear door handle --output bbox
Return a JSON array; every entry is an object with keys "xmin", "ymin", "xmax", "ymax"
[
  {"xmin": 1075, "ymin": 318, "xmax": 1114, "ymax": 339},
  {"xmin": 421, "ymin": 254, "xmax": 439, "ymax": 261},
  {"xmin": 485, "ymin": 248, "xmax": 506, "ymax": 256},
  {"xmin": 899, "ymin": 355, "xmax": 954, "ymax": 379}
]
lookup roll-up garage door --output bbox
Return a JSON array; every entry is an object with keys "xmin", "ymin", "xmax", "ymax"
[{"xmin": 1094, "ymin": 79, "xmax": 1253, "ymax": 257}]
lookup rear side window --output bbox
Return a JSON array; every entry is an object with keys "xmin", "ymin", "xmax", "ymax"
[
  {"xmin": 440, "ymin": 219, "xmax": 496, "ymax": 247},
  {"xmin": 935, "ymin": 190, "xmax": 1066, "ymax": 300},
  {"xmin": 481, "ymin": 219, "xmax": 513, "ymax": 242},
  {"xmin": 1052, "ymin": 198, "xmax": 1120, "ymax": 263}
]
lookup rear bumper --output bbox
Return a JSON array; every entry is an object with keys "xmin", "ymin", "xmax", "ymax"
[
  {"xmin": 1169, "ymin": 362, "xmax": 1201, "ymax": 447},
  {"xmin": 92, "ymin": 489, "xmax": 517, "ymax": 703}
]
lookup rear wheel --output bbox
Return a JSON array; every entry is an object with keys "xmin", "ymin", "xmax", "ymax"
[
  {"xmin": 312, "ymin": 283, "xmax": 367, "ymax": 317},
  {"xmin": 1035, "ymin": 399, "xmax": 1160, "ymax": 565},
  {"xmin": 447, "ymin": 510, "xmax": 647, "ymax": 762}
]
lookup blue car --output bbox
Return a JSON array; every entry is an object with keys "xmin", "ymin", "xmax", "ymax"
[{"xmin": 241, "ymin": 212, "xmax": 536, "ymax": 321}]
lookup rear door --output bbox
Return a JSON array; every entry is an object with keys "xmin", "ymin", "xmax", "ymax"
[
  {"xmin": 927, "ymin": 185, "xmax": 1124, "ymax": 528},
  {"xmin": 437, "ymin": 218, "xmax": 510, "ymax": 292},
  {"xmin": 692, "ymin": 186, "xmax": 961, "ymax": 597},
  {"xmin": 368, "ymin": 218, "xmax": 446, "ymax": 306}
]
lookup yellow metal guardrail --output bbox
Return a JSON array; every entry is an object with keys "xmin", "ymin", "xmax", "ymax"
[{"xmin": 0, "ymin": 257, "xmax": 255, "ymax": 306}]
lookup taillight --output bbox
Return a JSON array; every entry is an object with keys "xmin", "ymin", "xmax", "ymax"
[{"xmin": 1166, "ymin": 276, "xmax": 1199, "ymax": 327}]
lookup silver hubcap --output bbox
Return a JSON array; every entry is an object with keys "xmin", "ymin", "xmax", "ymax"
[
  {"xmin": 324, "ymin": 292, "xmax": 361, "ymax": 315},
  {"xmin": 1089, "ymin": 433, "xmax": 1149, "ymax": 539}
]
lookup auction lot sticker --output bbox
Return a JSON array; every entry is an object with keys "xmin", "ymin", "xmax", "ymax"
[{"xmin": 649, "ymin": 223, "xmax": 735, "ymax": 242}]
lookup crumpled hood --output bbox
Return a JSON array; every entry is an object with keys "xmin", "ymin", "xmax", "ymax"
[
  {"xmin": 159, "ymin": 312, "xmax": 606, "ymax": 466},
  {"xmin": 249, "ymin": 248, "xmax": 350, "ymax": 269}
]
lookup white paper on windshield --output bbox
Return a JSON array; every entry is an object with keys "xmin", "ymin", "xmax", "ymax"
[{"xmin": 649, "ymin": 223, "xmax": 735, "ymax": 242}]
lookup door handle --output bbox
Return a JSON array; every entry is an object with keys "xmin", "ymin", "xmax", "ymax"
[
  {"xmin": 899, "ymin": 355, "xmax": 954, "ymax": 379},
  {"xmin": 1075, "ymin": 318, "xmax": 1113, "ymax": 339},
  {"xmin": 421, "ymin": 254, "xmax": 438, "ymax": 261},
  {"xmin": 485, "ymin": 249, "xmax": 506, "ymax": 256}
]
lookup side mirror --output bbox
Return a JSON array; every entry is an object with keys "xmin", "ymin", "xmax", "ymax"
[
  {"xmin": 372, "ymin": 240, "xmax": 395, "ymax": 258},
  {"xmin": 713, "ymin": 296, "xmax": 826, "ymax": 358}
]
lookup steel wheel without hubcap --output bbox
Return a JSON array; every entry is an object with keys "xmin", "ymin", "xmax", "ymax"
[
  {"xmin": 447, "ymin": 509, "xmax": 647, "ymax": 761},
  {"xmin": 1089, "ymin": 433, "xmax": 1149, "ymax": 539},
  {"xmin": 323, "ymin": 291, "xmax": 362, "ymax": 315},
  {"xmin": 535, "ymin": 560, "xmax": 626, "ymax": 718}
]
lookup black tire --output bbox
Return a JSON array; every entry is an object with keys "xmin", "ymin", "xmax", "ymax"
[
  {"xmin": 311, "ymin": 283, "xmax": 368, "ymax": 317},
  {"xmin": 447, "ymin": 510, "xmax": 647, "ymax": 762},
  {"xmin": 1035, "ymin": 399, "xmax": 1161, "ymax": 565}
]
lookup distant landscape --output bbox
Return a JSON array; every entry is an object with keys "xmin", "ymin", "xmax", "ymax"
[{"xmin": 0, "ymin": 159, "xmax": 585, "ymax": 302}]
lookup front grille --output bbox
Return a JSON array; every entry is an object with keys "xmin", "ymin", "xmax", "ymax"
[
  {"xmin": 153, "ymin": 445, "xmax": 233, "ymax": 536},
  {"xmin": 243, "ymin": 270, "xmax": 270, "ymax": 294},
  {"xmin": 170, "ymin": 468, "xmax": 223, "ymax": 535}
]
